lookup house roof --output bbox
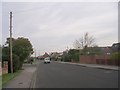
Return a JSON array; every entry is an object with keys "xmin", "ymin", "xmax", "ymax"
[
  {"xmin": 112, "ymin": 42, "xmax": 120, "ymax": 52},
  {"xmin": 37, "ymin": 52, "xmax": 50, "ymax": 58},
  {"xmin": 43, "ymin": 52, "xmax": 50, "ymax": 57},
  {"xmin": 80, "ymin": 46, "xmax": 112, "ymax": 54}
]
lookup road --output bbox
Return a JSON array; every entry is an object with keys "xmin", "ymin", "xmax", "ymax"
[{"xmin": 34, "ymin": 61, "xmax": 118, "ymax": 88}]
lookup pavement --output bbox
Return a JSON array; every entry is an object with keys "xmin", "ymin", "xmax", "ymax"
[
  {"xmin": 58, "ymin": 61, "xmax": 119, "ymax": 71},
  {"xmin": 2, "ymin": 60, "xmax": 40, "ymax": 89}
]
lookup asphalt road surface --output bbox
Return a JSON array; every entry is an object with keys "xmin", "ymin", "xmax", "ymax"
[{"xmin": 35, "ymin": 61, "xmax": 118, "ymax": 88}]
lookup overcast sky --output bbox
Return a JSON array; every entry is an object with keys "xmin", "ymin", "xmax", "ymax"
[{"xmin": 2, "ymin": 1, "xmax": 118, "ymax": 56}]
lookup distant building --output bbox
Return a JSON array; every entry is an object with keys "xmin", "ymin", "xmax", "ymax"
[
  {"xmin": 37, "ymin": 52, "xmax": 50, "ymax": 60},
  {"xmin": 80, "ymin": 46, "xmax": 112, "ymax": 55},
  {"xmin": 96, "ymin": 43, "xmax": 120, "ymax": 54},
  {"xmin": 50, "ymin": 52, "xmax": 63, "ymax": 61},
  {"xmin": 50, "ymin": 52, "xmax": 63, "ymax": 57},
  {"xmin": 99, "ymin": 47, "xmax": 112, "ymax": 55},
  {"xmin": 111, "ymin": 42, "xmax": 120, "ymax": 52}
]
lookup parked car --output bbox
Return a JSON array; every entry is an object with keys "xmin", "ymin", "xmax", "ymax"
[{"xmin": 44, "ymin": 57, "xmax": 50, "ymax": 64}]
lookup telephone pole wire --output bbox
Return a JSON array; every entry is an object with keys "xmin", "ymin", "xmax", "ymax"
[{"xmin": 10, "ymin": 12, "xmax": 13, "ymax": 73}]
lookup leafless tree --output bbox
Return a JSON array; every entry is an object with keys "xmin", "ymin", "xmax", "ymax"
[{"xmin": 73, "ymin": 32, "xmax": 96, "ymax": 49}]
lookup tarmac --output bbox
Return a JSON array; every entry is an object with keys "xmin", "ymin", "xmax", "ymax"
[{"xmin": 2, "ymin": 60, "xmax": 119, "ymax": 89}]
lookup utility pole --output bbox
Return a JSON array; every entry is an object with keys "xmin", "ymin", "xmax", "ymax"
[{"xmin": 10, "ymin": 12, "xmax": 13, "ymax": 73}]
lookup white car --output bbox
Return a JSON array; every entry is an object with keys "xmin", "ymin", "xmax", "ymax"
[{"xmin": 44, "ymin": 57, "xmax": 50, "ymax": 64}]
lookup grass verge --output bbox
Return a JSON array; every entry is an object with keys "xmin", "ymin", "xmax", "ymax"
[{"xmin": 2, "ymin": 70, "xmax": 23, "ymax": 87}]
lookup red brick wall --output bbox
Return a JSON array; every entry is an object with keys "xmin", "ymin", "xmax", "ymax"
[
  {"xmin": 80, "ymin": 55, "xmax": 96, "ymax": 64},
  {"xmin": 80, "ymin": 55, "xmax": 118, "ymax": 66},
  {"xmin": 2, "ymin": 61, "xmax": 8, "ymax": 74}
]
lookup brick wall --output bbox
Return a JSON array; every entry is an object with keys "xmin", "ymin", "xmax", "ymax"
[
  {"xmin": 80, "ymin": 55, "xmax": 96, "ymax": 64},
  {"xmin": 80, "ymin": 55, "xmax": 118, "ymax": 66},
  {"xmin": 2, "ymin": 61, "xmax": 8, "ymax": 74}
]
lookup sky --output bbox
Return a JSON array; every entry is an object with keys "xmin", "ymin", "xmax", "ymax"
[
  {"xmin": 1, "ymin": 1, "xmax": 118, "ymax": 56},
  {"xmin": 0, "ymin": 1, "xmax": 1, "ymax": 63}
]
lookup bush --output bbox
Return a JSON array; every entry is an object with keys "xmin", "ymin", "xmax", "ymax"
[
  {"xmin": 111, "ymin": 52, "xmax": 120, "ymax": 61},
  {"xmin": 8, "ymin": 54, "xmax": 20, "ymax": 73},
  {"xmin": 61, "ymin": 53, "xmax": 71, "ymax": 62},
  {"xmin": 72, "ymin": 53, "xmax": 79, "ymax": 62},
  {"xmin": 68, "ymin": 49, "xmax": 79, "ymax": 62},
  {"xmin": 13, "ymin": 54, "xmax": 20, "ymax": 72},
  {"xmin": 111, "ymin": 52, "xmax": 120, "ymax": 65},
  {"xmin": 61, "ymin": 49, "xmax": 80, "ymax": 62}
]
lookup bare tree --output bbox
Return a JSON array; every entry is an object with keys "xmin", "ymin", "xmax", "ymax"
[{"xmin": 73, "ymin": 32, "xmax": 96, "ymax": 49}]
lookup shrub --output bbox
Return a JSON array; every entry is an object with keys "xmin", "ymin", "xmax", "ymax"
[
  {"xmin": 13, "ymin": 54, "xmax": 20, "ymax": 72},
  {"xmin": 110, "ymin": 52, "xmax": 120, "ymax": 66},
  {"xmin": 8, "ymin": 54, "xmax": 20, "ymax": 73},
  {"xmin": 111, "ymin": 52, "xmax": 120, "ymax": 61}
]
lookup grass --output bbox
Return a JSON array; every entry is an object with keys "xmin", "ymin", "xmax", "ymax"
[{"xmin": 2, "ymin": 70, "xmax": 22, "ymax": 87}]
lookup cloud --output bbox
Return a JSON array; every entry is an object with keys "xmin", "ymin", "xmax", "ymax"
[
  {"xmin": 2, "ymin": 0, "xmax": 119, "ymax": 2},
  {"xmin": 2, "ymin": 2, "xmax": 118, "ymax": 55},
  {"xmin": 0, "ymin": 2, "xmax": 2, "ymax": 45}
]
